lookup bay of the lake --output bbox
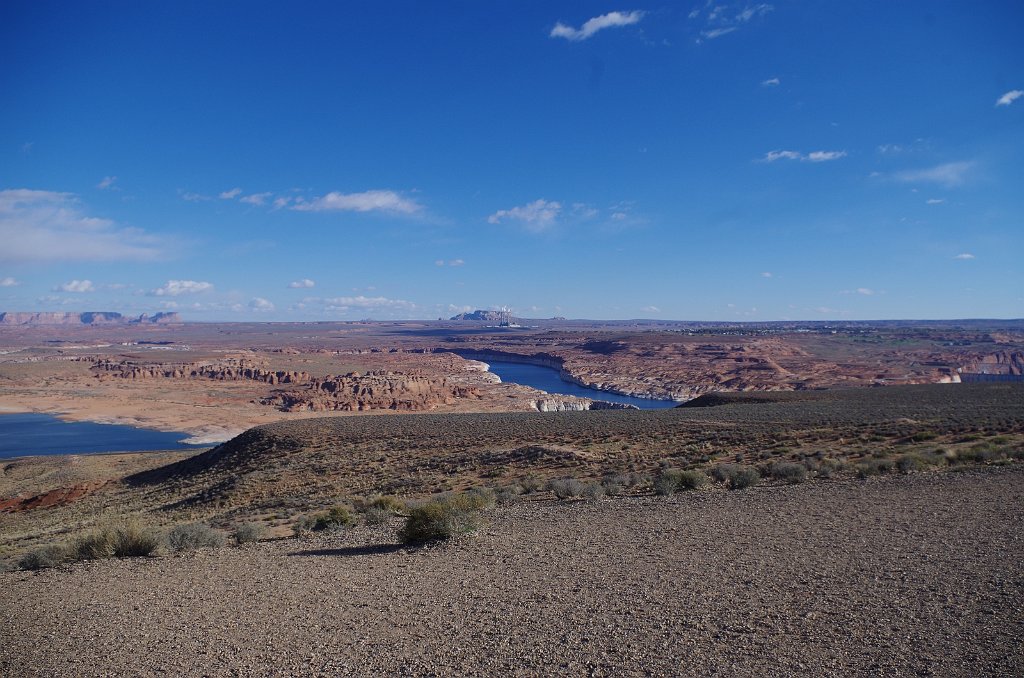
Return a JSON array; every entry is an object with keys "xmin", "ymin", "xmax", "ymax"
[
  {"xmin": 0, "ymin": 412, "xmax": 208, "ymax": 458},
  {"xmin": 484, "ymin": 361, "xmax": 677, "ymax": 409}
]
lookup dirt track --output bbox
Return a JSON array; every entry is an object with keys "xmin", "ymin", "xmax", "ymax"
[{"xmin": 3, "ymin": 468, "xmax": 1022, "ymax": 677}]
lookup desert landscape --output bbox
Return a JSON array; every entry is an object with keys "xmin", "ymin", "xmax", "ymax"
[
  {"xmin": 4, "ymin": 2, "xmax": 1023, "ymax": 675},
  {"xmin": 2, "ymin": 316, "xmax": 1024, "ymax": 675}
]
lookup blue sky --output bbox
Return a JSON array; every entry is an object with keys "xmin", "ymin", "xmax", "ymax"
[{"xmin": 1, "ymin": 1, "xmax": 1021, "ymax": 321}]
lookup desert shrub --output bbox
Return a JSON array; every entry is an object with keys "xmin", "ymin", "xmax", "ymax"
[
  {"xmin": 19, "ymin": 545, "xmax": 67, "ymax": 570},
  {"xmin": 366, "ymin": 495, "xmax": 406, "ymax": 514},
  {"xmin": 728, "ymin": 467, "xmax": 760, "ymax": 490},
  {"xmin": 519, "ymin": 475, "xmax": 543, "ymax": 494},
  {"xmin": 112, "ymin": 521, "xmax": 161, "ymax": 558},
  {"xmin": 73, "ymin": 527, "xmax": 117, "ymax": 561},
  {"xmin": 165, "ymin": 523, "xmax": 225, "ymax": 552},
  {"xmin": 494, "ymin": 484, "xmax": 524, "ymax": 505},
  {"xmin": 896, "ymin": 453, "xmax": 928, "ymax": 473},
  {"xmin": 600, "ymin": 476, "xmax": 624, "ymax": 496},
  {"xmin": 710, "ymin": 464, "xmax": 739, "ymax": 483},
  {"xmin": 582, "ymin": 482, "xmax": 605, "ymax": 500},
  {"xmin": 769, "ymin": 462, "xmax": 807, "ymax": 484},
  {"xmin": 655, "ymin": 469, "xmax": 709, "ymax": 495},
  {"xmin": 857, "ymin": 458, "xmax": 896, "ymax": 477},
  {"xmin": 363, "ymin": 507, "xmax": 394, "ymax": 525},
  {"xmin": 549, "ymin": 478, "xmax": 587, "ymax": 500},
  {"xmin": 463, "ymin": 486, "xmax": 496, "ymax": 508},
  {"xmin": 399, "ymin": 495, "xmax": 483, "ymax": 543},
  {"xmin": 233, "ymin": 523, "xmax": 266, "ymax": 545},
  {"xmin": 309, "ymin": 505, "xmax": 355, "ymax": 531}
]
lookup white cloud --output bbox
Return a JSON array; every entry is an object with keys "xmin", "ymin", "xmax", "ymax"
[
  {"xmin": 151, "ymin": 280, "xmax": 213, "ymax": 296},
  {"xmin": 240, "ymin": 192, "xmax": 272, "ymax": 206},
  {"xmin": 272, "ymin": 196, "xmax": 291, "ymax": 209},
  {"xmin": 761, "ymin": 77, "xmax": 780, "ymax": 87},
  {"xmin": 894, "ymin": 161, "xmax": 974, "ymax": 188},
  {"xmin": 288, "ymin": 278, "xmax": 316, "ymax": 289},
  {"xmin": 641, "ymin": 305, "xmax": 660, "ymax": 313},
  {"xmin": 0, "ymin": 276, "xmax": 19, "ymax": 287},
  {"xmin": 761, "ymin": 150, "xmax": 846, "ymax": 163},
  {"xmin": 488, "ymin": 199, "xmax": 562, "ymax": 232},
  {"xmin": 57, "ymin": 279, "xmax": 95, "ymax": 293},
  {"xmin": 324, "ymin": 295, "xmax": 416, "ymax": 313},
  {"xmin": 97, "ymin": 176, "xmax": 117, "ymax": 190},
  {"xmin": 550, "ymin": 10, "xmax": 644, "ymax": 41},
  {"xmin": 806, "ymin": 150, "xmax": 847, "ymax": 162},
  {"xmin": 926, "ymin": 198, "xmax": 945, "ymax": 205},
  {"xmin": 219, "ymin": 188, "xmax": 243, "ymax": 199},
  {"xmin": 736, "ymin": 4, "xmax": 774, "ymax": 22},
  {"xmin": 292, "ymin": 190, "xmax": 421, "ymax": 214},
  {"xmin": 702, "ymin": 27, "xmax": 738, "ymax": 39},
  {"xmin": 435, "ymin": 258, "xmax": 465, "ymax": 267},
  {"xmin": 180, "ymin": 191, "xmax": 210, "ymax": 202},
  {"xmin": 249, "ymin": 297, "xmax": 275, "ymax": 312},
  {"xmin": 954, "ymin": 253, "xmax": 976, "ymax": 260},
  {"xmin": 996, "ymin": 90, "xmax": 1023, "ymax": 106},
  {"xmin": 856, "ymin": 287, "xmax": 874, "ymax": 296},
  {"xmin": 761, "ymin": 272, "xmax": 773, "ymax": 278},
  {"xmin": 0, "ymin": 189, "xmax": 163, "ymax": 263}
]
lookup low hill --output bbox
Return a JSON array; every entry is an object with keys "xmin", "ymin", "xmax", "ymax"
[{"xmin": 120, "ymin": 383, "xmax": 1024, "ymax": 516}]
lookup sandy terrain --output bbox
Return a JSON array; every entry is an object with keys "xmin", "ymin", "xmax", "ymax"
[{"xmin": 3, "ymin": 468, "xmax": 1021, "ymax": 677}]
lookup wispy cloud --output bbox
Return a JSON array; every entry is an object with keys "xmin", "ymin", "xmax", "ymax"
[
  {"xmin": 925, "ymin": 198, "xmax": 945, "ymax": 205},
  {"xmin": 691, "ymin": 2, "xmax": 774, "ymax": 41},
  {"xmin": 219, "ymin": 188, "xmax": 243, "ymax": 199},
  {"xmin": 761, "ymin": 271, "xmax": 773, "ymax": 278},
  {"xmin": 292, "ymin": 190, "xmax": 421, "ymax": 214},
  {"xmin": 761, "ymin": 149, "xmax": 847, "ymax": 163},
  {"xmin": 323, "ymin": 295, "xmax": 416, "ymax": 315},
  {"xmin": 0, "ymin": 276, "xmax": 19, "ymax": 287},
  {"xmin": 435, "ymin": 258, "xmax": 465, "ymax": 267},
  {"xmin": 249, "ymin": 297, "xmax": 275, "ymax": 312},
  {"xmin": 893, "ymin": 161, "xmax": 974, "ymax": 188},
  {"xmin": 954, "ymin": 253, "xmax": 976, "ymax": 260},
  {"xmin": 240, "ymin": 192, "xmax": 272, "ymax": 206},
  {"xmin": 641, "ymin": 305, "xmax": 660, "ymax": 313},
  {"xmin": 56, "ymin": 279, "xmax": 95, "ymax": 293},
  {"xmin": 550, "ymin": 10, "xmax": 644, "ymax": 41},
  {"xmin": 288, "ymin": 278, "xmax": 316, "ymax": 289},
  {"xmin": 996, "ymin": 90, "xmax": 1023, "ymax": 106},
  {"xmin": 488, "ymin": 199, "xmax": 562, "ymax": 232},
  {"xmin": 96, "ymin": 176, "xmax": 117, "ymax": 190},
  {"xmin": 180, "ymin": 191, "xmax": 210, "ymax": 202},
  {"xmin": 150, "ymin": 280, "xmax": 213, "ymax": 296},
  {"xmin": 761, "ymin": 77, "xmax": 780, "ymax": 87},
  {"xmin": 0, "ymin": 189, "xmax": 163, "ymax": 263}
]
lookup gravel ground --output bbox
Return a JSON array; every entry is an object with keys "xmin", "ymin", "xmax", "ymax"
[{"xmin": 2, "ymin": 468, "xmax": 1022, "ymax": 677}]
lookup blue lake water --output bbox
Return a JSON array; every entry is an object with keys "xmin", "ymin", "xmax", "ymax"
[
  {"xmin": 0, "ymin": 413, "xmax": 209, "ymax": 458},
  {"xmin": 484, "ymin": 361, "xmax": 677, "ymax": 410}
]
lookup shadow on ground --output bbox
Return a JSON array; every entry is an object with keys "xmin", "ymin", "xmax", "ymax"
[{"xmin": 287, "ymin": 543, "xmax": 408, "ymax": 558}]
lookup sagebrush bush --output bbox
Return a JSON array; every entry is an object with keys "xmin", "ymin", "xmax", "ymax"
[
  {"xmin": 233, "ymin": 523, "xmax": 266, "ymax": 545},
  {"xmin": 73, "ymin": 528, "xmax": 116, "ymax": 561},
  {"xmin": 363, "ymin": 507, "xmax": 394, "ymax": 525},
  {"xmin": 19, "ymin": 545, "xmax": 67, "ymax": 570},
  {"xmin": 896, "ymin": 453, "xmax": 928, "ymax": 473},
  {"xmin": 857, "ymin": 458, "xmax": 896, "ymax": 477},
  {"xmin": 365, "ymin": 495, "xmax": 406, "ymax": 514},
  {"xmin": 728, "ymin": 467, "xmax": 760, "ymax": 490},
  {"xmin": 166, "ymin": 523, "xmax": 225, "ymax": 552},
  {"xmin": 494, "ymin": 484, "xmax": 524, "ymax": 504},
  {"xmin": 582, "ymin": 482, "xmax": 605, "ymax": 500},
  {"xmin": 112, "ymin": 521, "xmax": 161, "ymax": 558},
  {"xmin": 297, "ymin": 505, "xmax": 356, "ymax": 533},
  {"xmin": 399, "ymin": 494, "xmax": 483, "ymax": 543},
  {"xmin": 549, "ymin": 478, "xmax": 586, "ymax": 500},
  {"xmin": 769, "ymin": 462, "xmax": 807, "ymax": 484}
]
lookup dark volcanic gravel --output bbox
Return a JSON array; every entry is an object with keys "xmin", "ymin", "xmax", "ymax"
[{"xmin": 2, "ymin": 468, "xmax": 1023, "ymax": 677}]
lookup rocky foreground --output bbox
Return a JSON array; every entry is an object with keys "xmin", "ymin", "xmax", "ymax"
[{"xmin": 3, "ymin": 468, "xmax": 1022, "ymax": 677}]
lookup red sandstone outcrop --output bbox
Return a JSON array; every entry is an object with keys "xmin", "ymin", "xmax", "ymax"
[{"xmin": 260, "ymin": 371, "xmax": 480, "ymax": 412}]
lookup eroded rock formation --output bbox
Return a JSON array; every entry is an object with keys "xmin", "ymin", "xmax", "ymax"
[{"xmin": 260, "ymin": 371, "xmax": 479, "ymax": 411}]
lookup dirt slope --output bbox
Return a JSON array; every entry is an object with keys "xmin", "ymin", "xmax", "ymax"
[{"xmin": 3, "ymin": 468, "xmax": 1022, "ymax": 677}]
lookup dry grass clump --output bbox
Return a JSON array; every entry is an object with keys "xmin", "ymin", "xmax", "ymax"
[
  {"xmin": 232, "ymin": 523, "xmax": 266, "ymax": 545},
  {"xmin": 73, "ymin": 520, "xmax": 160, "ymax": 560},
  {"xmin": 766, "ymin": 461, "xmax": 808, "ymax": 484},
  {"xmin": 165, "ymin": 523, "xmax": 225, "ymax": 552},
  {"xmin": 398, "ymin": 491, "xmax": 490, "ymax": 544},
  {"xmin": 295, "ymin": 505, "xmax": 356, "ymax": 534},
  {"xmin": 654, "ymin": 469, "xmax": 709, "ymax": 496},
  {"xmin": 548, "ymin": 478, "xmax": 587, "ymax": 500},
  {"xmin": 18, "ymin": 544, "xmax": 68, "ymax": 571},
  {"xmin": 711, "ymin": 464, "xmax": 760, "ymax": 490}
]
